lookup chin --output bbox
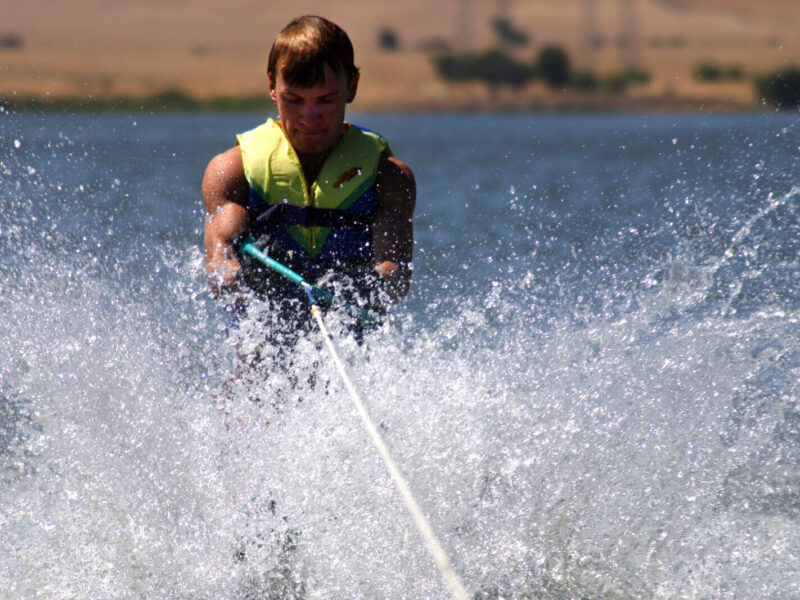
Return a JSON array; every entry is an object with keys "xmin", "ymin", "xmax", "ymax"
[{"xmin": 293, "ymin": 136, "xmax": 332, "ymax": 155}]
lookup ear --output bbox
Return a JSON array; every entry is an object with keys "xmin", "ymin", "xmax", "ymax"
[
  {"xmin": 268, "ymin": 72, "xmax": 278, "ymax": 103},
  {"xmin": 346, "ymin": 71, "xmax": 359, "ymax": 104}
]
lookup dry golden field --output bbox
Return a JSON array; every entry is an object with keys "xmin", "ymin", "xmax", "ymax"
[{"xmin": 1, "ymin": 0, "xmax": 799, "ymax": 110}]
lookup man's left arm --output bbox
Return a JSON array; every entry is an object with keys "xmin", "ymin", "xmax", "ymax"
[{"xmin": 372, "ymin": 153, "xmax": 416, "ymax": 302}]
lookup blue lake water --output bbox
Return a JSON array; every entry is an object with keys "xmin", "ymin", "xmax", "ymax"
[{"xmin": 1, "ymin": 107, "xmax": 799, "ymax": 599}]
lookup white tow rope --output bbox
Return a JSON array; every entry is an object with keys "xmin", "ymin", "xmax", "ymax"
[{"xmin": 310, "ymin": 301, "xmax": 470, "ymax": 600}]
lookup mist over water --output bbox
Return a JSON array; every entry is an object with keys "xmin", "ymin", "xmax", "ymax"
[{"xmin": 1, "ymin": 109, "xmax": 799, "ymax": 599}]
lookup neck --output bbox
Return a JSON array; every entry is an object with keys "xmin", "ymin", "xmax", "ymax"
[{"xmin": 296, "ymin": 151, "xmax": 330, "ymax": 188}]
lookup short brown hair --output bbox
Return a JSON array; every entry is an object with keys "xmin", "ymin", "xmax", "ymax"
[{"xmin": 268, "ymin": 15, "xmax": 359, "ymax": 87}]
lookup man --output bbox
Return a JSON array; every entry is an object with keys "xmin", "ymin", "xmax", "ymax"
[{"xmin": 203, "ymin": 15, "xmax": 415, "ymax": 342}]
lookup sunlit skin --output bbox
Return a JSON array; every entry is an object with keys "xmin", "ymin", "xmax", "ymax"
[
  {"xmin": 269, "ymin": 61, "xmax": 357, "ymax": 158},
  {"xmin": 202, "ymin": 62, "xmax": 415, "ymax": 306}
]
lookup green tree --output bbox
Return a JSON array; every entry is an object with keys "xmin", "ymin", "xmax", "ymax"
[
  {"xmin": 600, "ymin": 68, "xmax": 650, "ymax": 94},
  {"xmin": 694, "ymin": 61, "xmax": 743, "ymax": 82},
  {"xmin": 755, "ymin": 68, "xmax": 800, "ymax": 109},
  {"xmin": 535, "ymin": 46, "xmax": 570, "ymax": 88},
  {"xmin": 694, "ymin": 61, "xmax": 722, "ymax": 81},
  {"xmin": 433, "ymin": 50, "xmax": 532, "ymax": 91}
]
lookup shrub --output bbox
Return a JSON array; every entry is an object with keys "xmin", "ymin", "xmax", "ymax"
[
  {"xmin": 0, "ymin": 34, "xmax": 23, "ymax": 50},
  {"xmin": 535, "ymin": 45, "xmax": 570, "ymax": 88},
  {"xmin": 725, "ymin": 66, "xmax": 743, "ymax": 81},
  {"xmin": 755, "ymin": 68, "xmax": 800, "ymax": 109},
  {"xmin": 694, "ymin": 61, "xmax": 744, "ymax": 82},
  {"xmin": 378, "ymin": 28, "xmax": 399, "ymax": 51},
  {"xmin": 694, "ymin": 61, "xmax": 722, "ymax": 81},
  {"xmin": 570, "ymin": 70, "xmax": 599, "ymax": 91},
  {"xmin": 433, "ymin": 50, "xmax": 533, "ymax": 90},
  {"xmin": 600, "ymin": 68, "xmax": 650, "ymax": 94}
]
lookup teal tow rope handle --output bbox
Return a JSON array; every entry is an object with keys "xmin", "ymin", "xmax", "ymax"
[{"xmin": 239, "ymin": 237, "xmax": 377, "ymax": 328}]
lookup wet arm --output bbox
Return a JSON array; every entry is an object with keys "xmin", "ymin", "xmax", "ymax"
[
  {"xmin": 202, "ymin": 146, "xmax": 249, "ymax": 299},
  {"xmin": 372, "ymin": 153, "xmax": 416, "ymax": 301}
]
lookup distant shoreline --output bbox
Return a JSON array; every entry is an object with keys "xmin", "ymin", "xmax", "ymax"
[
  {"xmin": 2, "ymin": 0, "xmax": 796, "ymax": 120},
  {"xmin": 0, "ymin": 89, "xmax": 768, "ymax": 115},
  {"xmin": 0, "ymin": 91, "xmax": 273, "ymax": 114}
]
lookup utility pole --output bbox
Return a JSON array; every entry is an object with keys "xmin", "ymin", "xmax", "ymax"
[
  {"xmin": 618, "ymin": 0, "xmax": 639, "ymax": 69},
  {"xmin": 456, "ymin": 0, "xmax": 473, "ymax": 53},
  {"xmin": 581, "ymin": 0, "xmax": 599, "ymax": 72}
]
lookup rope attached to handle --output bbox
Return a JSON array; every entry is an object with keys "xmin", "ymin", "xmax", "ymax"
[
  {"xmin": 238, "ymin": 239, "xmax": 470, "ymax": 600},
  {"xmin": 309, "ymin": 303, "xmax": 470, "ymax": 600}
]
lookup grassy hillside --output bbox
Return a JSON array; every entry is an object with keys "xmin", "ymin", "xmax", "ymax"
[{"xmin": 1, "ymin": 0, "xmax": 798, "ymax": 110}]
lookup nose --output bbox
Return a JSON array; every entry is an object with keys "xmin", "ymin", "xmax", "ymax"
[{"xmin": 300, "ymin": 102, "xmax": 323, "ymax": 126}]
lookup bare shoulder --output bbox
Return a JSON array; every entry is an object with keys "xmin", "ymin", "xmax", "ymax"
[
  {"xmin": 376, "ymin": 152, "xmax": 416, "ymax": 214},
  {"xmin": 378, "ymin": 153, "xmax": 415, "ymax": 187},
  {"xmin": 202, "ymin": 145, "xmax": 248, "ymax": 212}
]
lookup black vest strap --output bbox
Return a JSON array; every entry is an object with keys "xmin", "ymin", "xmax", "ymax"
[{"xmin": 254, "ymin": 203, "xmax": 374, "ymax": 232}]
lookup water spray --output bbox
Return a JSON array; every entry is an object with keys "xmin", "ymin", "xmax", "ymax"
[
  {"xmin": 240, "ymin": 239, "xmax": 376, "ymax": 329},
  {"xmin": 239, "ymin": 238, "xmax": 470, "ymax": 600}
]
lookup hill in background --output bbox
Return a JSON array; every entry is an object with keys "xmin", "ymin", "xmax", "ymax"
[{"xmin": 1, "ymin": 0, "xmax": 798, "ymax": 111}]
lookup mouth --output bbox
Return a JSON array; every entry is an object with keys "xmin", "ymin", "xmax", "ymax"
[{"xmin": 294, "ymin": 129, "xmax": 329, "ymax": 147}]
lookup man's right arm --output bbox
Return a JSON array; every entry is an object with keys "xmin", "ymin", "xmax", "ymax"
[{"xmin": 202, "ymin": 145, "xmax": 250, "ymax": 299}]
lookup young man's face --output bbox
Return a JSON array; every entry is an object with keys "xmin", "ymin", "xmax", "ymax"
[{"xmin": 269, "ymin": 61, "xmax": 358, "ymax": 155}]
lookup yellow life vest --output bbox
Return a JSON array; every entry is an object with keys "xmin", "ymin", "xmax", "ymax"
[{"xmin": 237, "ymin": 118, "xmax": 389, "ymax": 269}]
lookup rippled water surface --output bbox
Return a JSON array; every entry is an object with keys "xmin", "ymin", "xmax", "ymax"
[{"xmin": 1, "ymin": 108, "xmax": 799, "ymax": 599}]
